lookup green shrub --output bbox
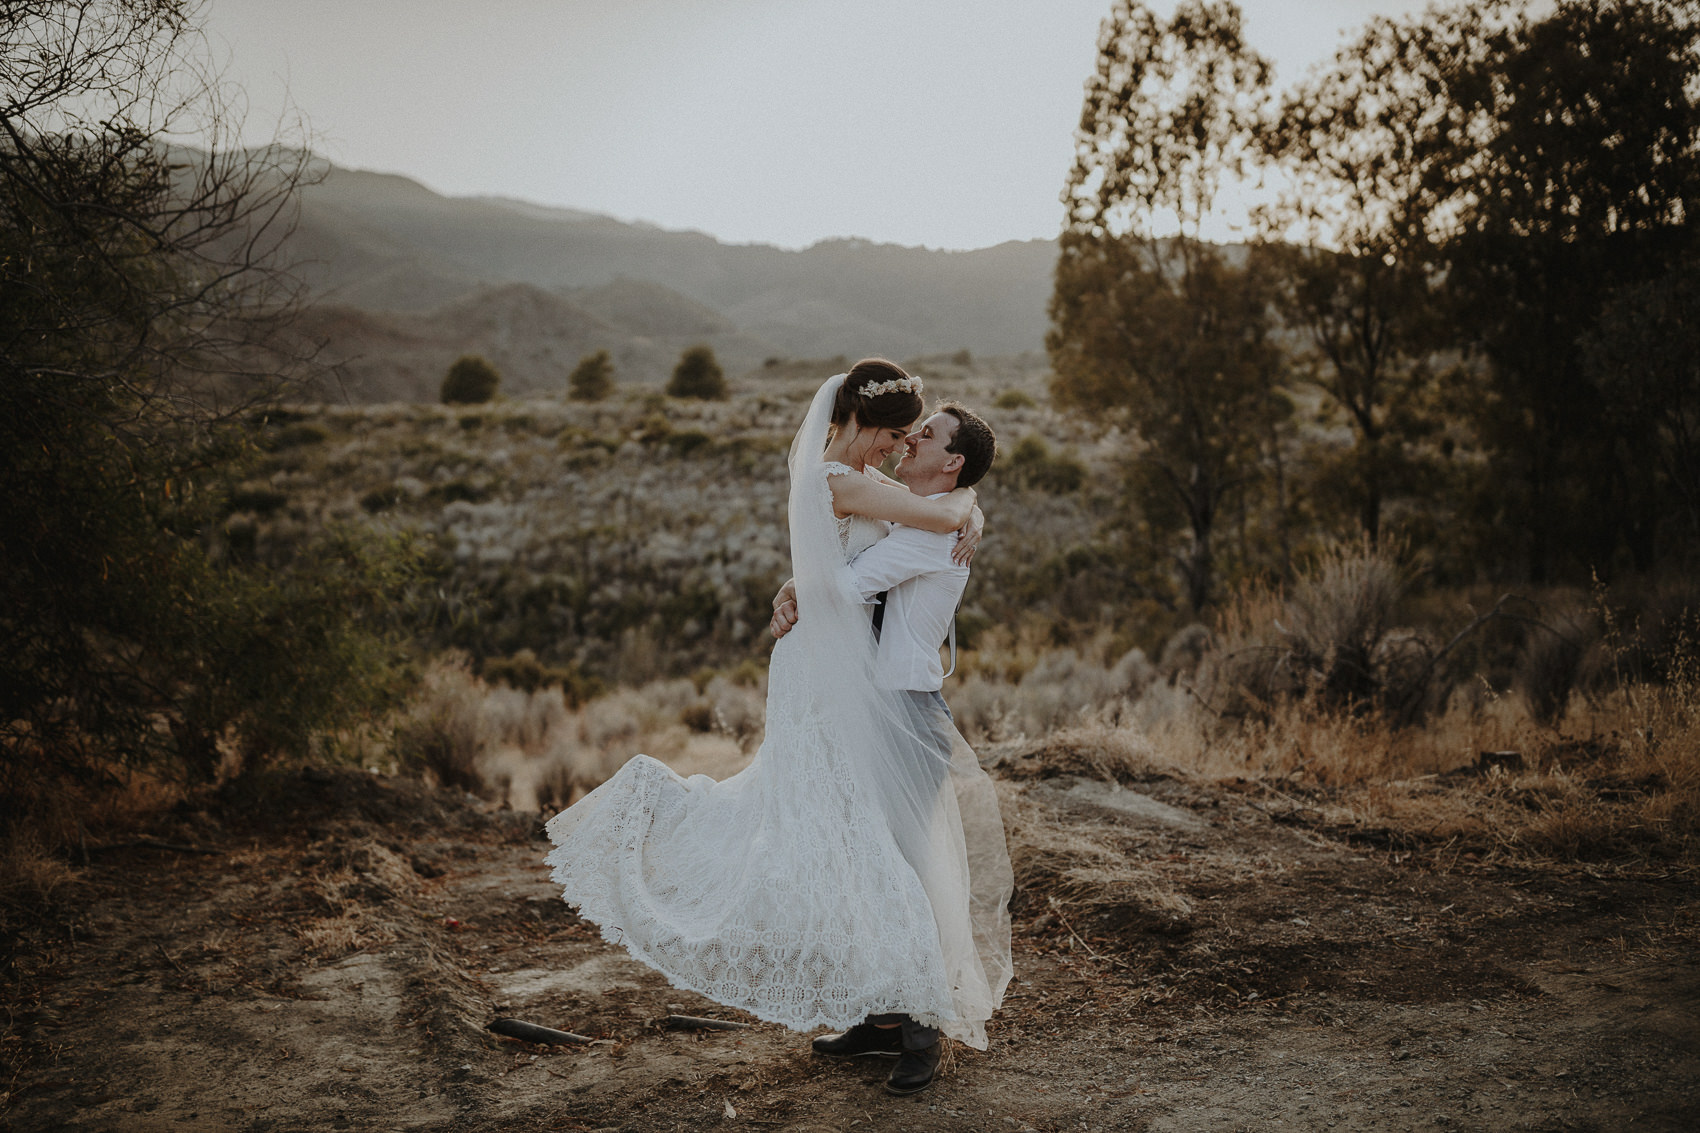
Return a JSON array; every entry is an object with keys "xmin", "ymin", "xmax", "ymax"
[
  {"xmin": 228, "ymin": 485, "xmax": 289, "ymax": 515},
  {"xmin": 1006, "ymin": 435, "xmax": 1086, "ymax": 493},
  {"xmin": 361, "ymin": 486, "xmax": 403, "ymax": 513},
  {"xmin": 263, "ymin": 423, "xmax": 329, "ymax": 450},
  {"xmin": 441, "ymin": 354, "xmax": 501, "ymax": 405},
  {"xmin": 729, "ymin": 658, "xmax": 767, "ymax": 687},
  {"xmin": 665, "ymin": 429, "xmax": 713, "ymax": 457},
  {"xmin": 427, "ymin": 479, "xmax": 492, "ymax": 505},
  {"xmin": 635, "ymin": 411, "xmax": 673, "ymax": 445},
  {"xmin": 568, "ymin": 349, "xmax": 615, "ymax": 401},
  {"xmin": 666, "ymin": 345, "xmax": 727, "ymax": 400},
  {"xmin": 481, "ymin": 649, "xmax": 601, "ymax": 706},
  {"xmin": 994, "ymin": 389, "xmax": 1037, "ymax": 410}
]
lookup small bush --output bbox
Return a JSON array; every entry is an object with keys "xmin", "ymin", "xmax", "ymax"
[
  {"xmin": 568, "ymin": 349, "xmax": 615, "ymax": 401},
  {"xmin": 665, "ymin": 429, "xmax": 713, "ymax": 457},
  {"xmin": 728, "ymin": 658, "xmax": 767, "ymax": 687},
  {"xmin": 994, "ymin": 389, "xmax": 1036, "ymax": 410},
  {"xmin": 482, "ymin": 649, "xmax": 601, "ymax": 706},
  {"xmin": 1202, "ymin": 540, "xmax": 1438, "ymax": 722},
  {"xmin": 361, "ymin": 486, "xmax": 403, "ymax": 513},
  {"xmin": 264, "ymin": 423, "xmax": 328, "ymax": 450},
  {"xmin": 1006, "ymin": 435, "xmax": 1085, "ymax": 493},
  {"xmin": 680, "ymin": 702, "xmax": 715, "ymax": 732},
  {"xmin": 1515, "ymin": 606, "xmax": 1599, "ymax": 725},
  {"xmin": 666, "ymin": 345, "xmax": 727, "ymax": 400},
  {"xmin": 427, "ymin": 479, "xmax": 491, "ymax": 504},
  {"xmin": 441, "ymin": 354, "xmax": 501, "ymax": 405},
  {"xmin": 228, "ymin": 485, "xmax": 289, "ymax": 515}
]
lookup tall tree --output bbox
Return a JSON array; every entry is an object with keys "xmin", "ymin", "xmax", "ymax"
[
  {"xmin": 1048, "ymin": 0, "xmax": 1285, "ymax": 613},
  {"xmin": 1424, "ymin": 0, "xmax": 1700, "ymax": 577},
  {"xmin": 1, "ymin": 1, "xmax": 406, "ymax": 816},
  {"xmin": 1257, "ymin": 13, "xmax": 1456, "ymax": 545}
]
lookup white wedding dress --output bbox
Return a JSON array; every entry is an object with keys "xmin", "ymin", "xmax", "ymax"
[{"xmin": 544, "ymin": 374, "xmax": 1013, "ymax": 1048}]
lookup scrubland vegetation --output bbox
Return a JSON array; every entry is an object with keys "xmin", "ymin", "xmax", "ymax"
[{"xmin": 181, "ymin": 367, "xmax": 1690, "ymax": 879}]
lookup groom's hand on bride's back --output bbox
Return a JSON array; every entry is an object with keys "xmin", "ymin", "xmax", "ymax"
[
  {"xmin": 770, "ymin": 578, "xmax": 799, "ymax": 640},
  {"xmin": 770, "ymin": 600, "xmax": 798, "ymax": 639}
]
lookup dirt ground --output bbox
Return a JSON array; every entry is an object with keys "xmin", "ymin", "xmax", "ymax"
[{"xmin": 3, "ymin": 764, "xmax": 1697, "ymax": 1133}]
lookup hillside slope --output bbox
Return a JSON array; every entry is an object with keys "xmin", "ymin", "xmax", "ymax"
[{"xmin": 283, "ymin": 163, "xmax": 1058, "ymax": 394}]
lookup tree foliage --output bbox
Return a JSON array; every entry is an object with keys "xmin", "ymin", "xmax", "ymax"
[
  {"xmin": 666, "ymin": 344, "xmax": 727, "ymax": 400},
  {"xmin": 1256, "ymin": 12, "xmax": 1461, "ymax": 546},
  {"xmin": 440, "ymin": 353, "xmax": 501, "ymax": 405},
  {"xmin": 1, "ymin": 0, "xmax": 412, "ymax": 820},
  {"xmin": 1049, "ymin": 0, "xmax": 1285, "ymax": 613},
  {"xmin": 1421, "ymin": 0, "xmax": 1700, "ymax": 578},
  {"xmin": 1583, "ymin": 264, "xmax": 1700, "ymax": 548},
  {"xmin": 1051, "ymin": 0, "xmax": 1700, "ymax": 608},
  {"xmin": 567, "ymin": 349, "xmax": 614, "ymax": 402}
]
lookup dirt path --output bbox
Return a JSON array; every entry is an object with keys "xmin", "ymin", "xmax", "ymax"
[{"xmin": 4, "ymin": 769, "xmax": 1697, "ymax": 1132}]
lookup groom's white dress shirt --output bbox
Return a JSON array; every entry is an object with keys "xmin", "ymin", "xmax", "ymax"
[{"xmin": 849, "ymin": 504, "xmax": 969, "ymax": 693}]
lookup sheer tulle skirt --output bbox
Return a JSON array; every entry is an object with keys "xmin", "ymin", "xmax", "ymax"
[{"xmin": 545, "ymin": 638, "xmax": 962, "ymax": 1035}]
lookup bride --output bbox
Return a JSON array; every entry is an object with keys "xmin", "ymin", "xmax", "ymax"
[{"xmin": 544, "ymin": 360, "xmax": 1013, "ymax": 1068}]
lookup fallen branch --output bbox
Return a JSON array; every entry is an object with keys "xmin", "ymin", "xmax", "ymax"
[
  {"xmin": 156, "ymin": 943, "xmax": 186, "ymax": 974},
  {"xmin": 88, "ymin": 839, "xmax": 220, "ymax": 856},
  {"xmin": 487, "ymin": 1018, "xmax": 593, "ymax": 1045},
  {"xmin": 660, "ymin": 1014, "xmax": 751, "ymax": 1031}
]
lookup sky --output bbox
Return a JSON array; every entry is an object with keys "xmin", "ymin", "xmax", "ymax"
[{"xmin": 205, "ymin": 0, "xmax": 1422, "ymax": 251}]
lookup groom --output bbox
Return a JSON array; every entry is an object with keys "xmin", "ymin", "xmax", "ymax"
[{"xmin": 769, "ymin": 400, "xmax": 997, "ymax": 1097}]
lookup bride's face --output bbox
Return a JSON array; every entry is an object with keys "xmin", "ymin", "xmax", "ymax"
[{"xmin": 851, "ymin": 424, "xmax": 910, "ymax": 465}]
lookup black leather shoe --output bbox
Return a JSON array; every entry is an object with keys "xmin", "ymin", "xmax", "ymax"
[
  {"xmin": 883, "ymin": 1042, "xmax": 941, "ymax": 1095},
  {"xmin": 811, "ymin": 1023, "xmax": 903, "ymax": 1058}
]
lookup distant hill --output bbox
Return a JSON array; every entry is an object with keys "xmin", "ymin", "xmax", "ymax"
[{"xmin": 283, "ymin": 163, "xmax": 1059, "ymax": 398}]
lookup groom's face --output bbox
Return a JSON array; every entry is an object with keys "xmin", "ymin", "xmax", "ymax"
[{"xmin": 894, "ymin": 412, "xmax": 962, "ymax": 485}]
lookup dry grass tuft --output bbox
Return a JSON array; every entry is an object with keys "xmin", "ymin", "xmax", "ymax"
[
  {"xmin": 999, "ymin": 784, "xmax": 1193, "ymax": 929},
  {"xmin": 998, "ymin": 723, "xmax": 1173, "ymax": 785},
  {"xmin": 390, "ymin": 655, "xmax": 760, "ymax": 813},
  {"xmin": 294, "ymin": 913, "xmax": 391, "ymax": 960},
  {"xmin": 0, "ymin": 830, "xmax": 80, "ymax": 916}
]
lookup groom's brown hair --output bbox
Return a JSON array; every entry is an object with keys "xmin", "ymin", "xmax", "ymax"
[{"xmin": 937, "ymin": 402, "xmax": 996, "ymax": 488}]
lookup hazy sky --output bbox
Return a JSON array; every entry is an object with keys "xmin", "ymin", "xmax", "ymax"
[{"xmin": 206, "ymin": 0, "xmax": 1420, "ymax": 251}]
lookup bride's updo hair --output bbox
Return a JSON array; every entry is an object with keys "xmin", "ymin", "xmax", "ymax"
[{"xmin": 831, "ymin": 358, "xmax": 924, "ymax": 432}]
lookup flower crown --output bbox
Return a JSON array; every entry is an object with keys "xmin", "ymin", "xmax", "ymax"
[{"xmin": 859, "ymin": 375, "xmax": 922, "ymax": 398}]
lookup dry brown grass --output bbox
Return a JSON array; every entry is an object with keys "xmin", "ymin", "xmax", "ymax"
[
  {"xmin": 998, "ymin": 782, "xmax": 1193, "ymax": 926},
  {"xmin": 1018, "ymin": 666, "xmax": 1700, "ymax": 864},
  {"xmin": 390, "ymin": 655, "xmax": 760, "ymax": 813},
  {"xmin": 0, "ymin": 831, "xmax": 79, "ymax": 915}
]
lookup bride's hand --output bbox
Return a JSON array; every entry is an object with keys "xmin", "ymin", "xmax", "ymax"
[
  {"xmin": 942, "ymin": 485, "xmax": 976, "ymax": 531},
  {"xmin": 952, "ymin": 505, "xmax": 984, "ymax": 566}
]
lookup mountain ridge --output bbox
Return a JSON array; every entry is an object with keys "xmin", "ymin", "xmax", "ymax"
[{"xmin": 284, "ymin": 162, "xmax": 1058, "ymax": 398}]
